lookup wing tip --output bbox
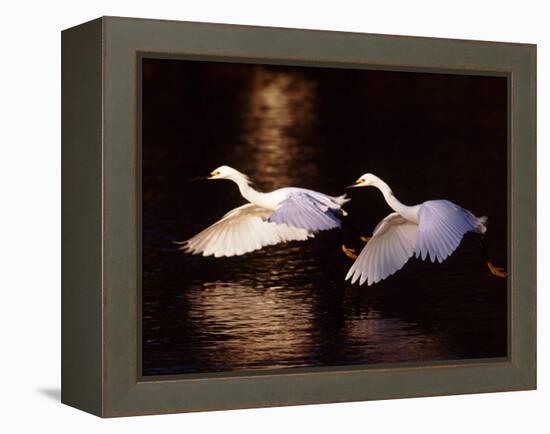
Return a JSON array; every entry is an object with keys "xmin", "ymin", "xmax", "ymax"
[{"xmin": 174, "ymin": 240, "xmax": 193, "ymax": 252}]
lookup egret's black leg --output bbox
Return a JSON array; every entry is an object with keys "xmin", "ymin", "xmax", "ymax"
[{"xmin": 475, "ymin": 233, "xmax": 507, "ymax": 278}]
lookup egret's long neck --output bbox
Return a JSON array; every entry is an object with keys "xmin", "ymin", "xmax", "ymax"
[
  {"xmin": 231, "ymin": 175, "xmax": 265, "ymax": 206},
  {"xmin": 373, "ymin": 177, "xmax": 418, "ymax": 222}
]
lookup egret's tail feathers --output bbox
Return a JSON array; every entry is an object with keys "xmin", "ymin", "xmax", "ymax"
[
  {"xmin": 335, "ymin": 193, "xmax": 351, "ymax": 206},
  {"xmin": 477, "ymin": 215, "xmax": 488, "ymax": 234},
  {"xmin": 335, "ymin": 194, "xmax": 351, "ymax": 216}
]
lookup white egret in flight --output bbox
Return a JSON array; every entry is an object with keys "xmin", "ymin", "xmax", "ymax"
[
  {"xmin": 343, "ymin": 173, "xmax": 507, "ymax": 286},
  {"xmin": 179, "ymin": 165, "xmax": 349, "ymax": 257}
]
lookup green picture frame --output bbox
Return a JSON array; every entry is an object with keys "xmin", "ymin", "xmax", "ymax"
[{"xmin": 61, "ymin": 16, "xmax": 536, "ymax": 417}]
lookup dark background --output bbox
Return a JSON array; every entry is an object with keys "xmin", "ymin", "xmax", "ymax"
[{"xmin": 142, "ymin": 58, "xmax": 508, "ymax": 375}]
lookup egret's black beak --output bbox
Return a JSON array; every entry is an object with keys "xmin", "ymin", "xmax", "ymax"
[{"xmin": 185, "ymin": 176, "xmax": 208, "ymax": 183}]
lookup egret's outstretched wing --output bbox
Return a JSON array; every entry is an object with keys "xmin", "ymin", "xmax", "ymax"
[
  {"xmin": 268, "ymin": 192, "xmax": 342, "ymax": 232},
  {"xmin": 416, "ymin": 200, "xmax": 481, "ymax": 263},
  {"xmin": 180, "ymin": 204, "xmax": 311, "ymax": 257},
  {"xmin": 346, "ymin": 213, "xmax": 418, "ymax": 286}
]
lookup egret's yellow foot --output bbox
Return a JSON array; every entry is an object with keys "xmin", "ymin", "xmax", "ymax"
[
  {"xmin": 360, "ymin": 236, "xmax": 371, "ymax": 243},
  {"xmin": 487, "ymin": 261, "xmax": 507, "ymax": 278},
  {"xmin": 342, "ymin": 244, "xmax": 358, "ymax": 259}
]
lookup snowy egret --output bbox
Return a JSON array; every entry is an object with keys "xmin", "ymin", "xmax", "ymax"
[
  {"xmin": 178, "ymin": 165, "xmax": 349, "ymax": 257},
  {"xmin": 343, "ymin": 173, "xmax": 507, "ymax": 286}
]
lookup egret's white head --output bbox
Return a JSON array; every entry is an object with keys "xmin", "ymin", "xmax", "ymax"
[
  {"xmin": 348, "ymin": 173, "xmax": 379, "ymax": 188},
  {"xmin": 209, "ymin": 165, "xmax": 251, "ymax": 184}
]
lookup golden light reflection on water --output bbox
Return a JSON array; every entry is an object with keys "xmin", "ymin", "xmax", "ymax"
[
  {"xmin": 184, "ymin": 278, "xmax": 448, "ymax": 370},
  {"xmin": 187, "ymin": 281, "xmax": 315, "ymax": 369},
  {"xmin": 235, "ymin": 66, "xmax": 320, "ymax": 189}
]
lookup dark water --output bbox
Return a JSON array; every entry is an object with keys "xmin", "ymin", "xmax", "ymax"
[{"xmin": 142, "ymin": 59, "xmax": 508, "ymax": 375}]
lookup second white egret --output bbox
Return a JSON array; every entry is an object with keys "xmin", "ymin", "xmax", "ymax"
[{"xmin": 344, "ymin": 173, "xmax": 507, "ymax": 286}]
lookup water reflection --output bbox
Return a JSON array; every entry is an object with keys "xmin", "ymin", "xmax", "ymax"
[
  {"xmin": 235, "ymin": 67, "xmax": 319, "ymax": 189},
  {"xmin": 187, "ymin": 281, "xmax": 315, "ymax": 369},
  {"xmin": 344, "ymin": 311, "xmax": 448, "ymax": 363},
  {"xmin": 183, "ymin": 279, "xmax": 449, "ymax": 371}
]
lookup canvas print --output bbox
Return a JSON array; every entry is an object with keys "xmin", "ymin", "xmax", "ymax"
[{"xmin": 141, "ymin": 58, "xmax": 508, "ymax": 376}]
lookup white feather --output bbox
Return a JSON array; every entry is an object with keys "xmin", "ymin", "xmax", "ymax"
[
  {"xmin": 415, "ymin": 200, "xmax": 483, "ymax": 263},
  {"xmin": 346, "ymin": 213, "xmax": 418, "ymax": 286},
  {"xmin": 181, "ymin": 204, "xmax": 312, "ymax": 257}
]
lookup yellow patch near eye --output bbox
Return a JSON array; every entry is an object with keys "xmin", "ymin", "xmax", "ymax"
[
  {"xmin": 355, "ymin": 178, "xmax": 364, "ymax": 185},
  {"xmin": 210, "ymin": 170, "xmax": 220, "ymax": 176}
]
